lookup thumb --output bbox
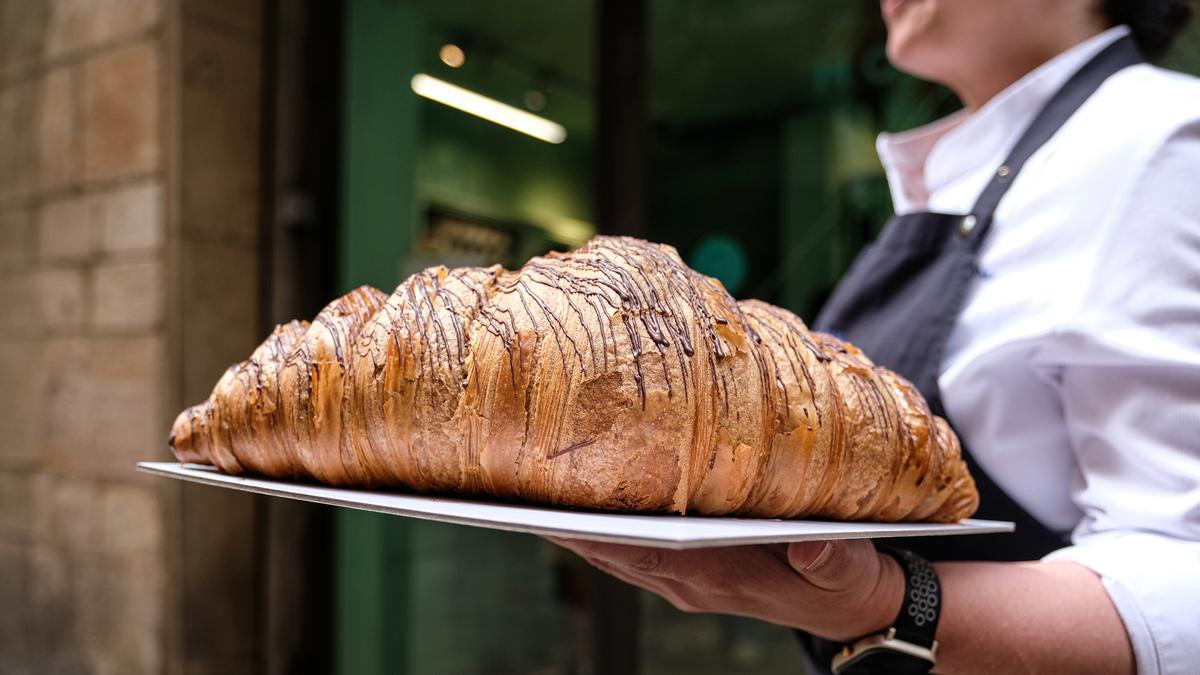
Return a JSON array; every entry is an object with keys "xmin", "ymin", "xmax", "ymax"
[{"xmin": 786, "ymin": 539, "xmax": 879, "ymax": 592}]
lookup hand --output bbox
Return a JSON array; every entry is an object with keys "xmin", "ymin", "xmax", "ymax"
[{"xmin": 547, "ymin": 538, "xmax": 904, "ymax": 642}]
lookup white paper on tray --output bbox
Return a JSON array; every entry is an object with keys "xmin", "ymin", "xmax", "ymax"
[{"xmin": 137, "ymin": 461, "xmax": 1014, "ymax": 549}]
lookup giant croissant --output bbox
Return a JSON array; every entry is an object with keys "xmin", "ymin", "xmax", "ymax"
[{"xmin": 169, "ymin": 236, "xmax": 978, "ymax": 522}]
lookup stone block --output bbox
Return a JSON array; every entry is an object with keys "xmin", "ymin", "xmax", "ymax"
[
  {"xmin": 181, "ymin": 239, "xmax": 258, "ymax": 402},
  {"xmin": 38, "ymin": 336, "xmax": 88, "ymax": 463},
  {"xmin": 0, "ymin": 0, "xmax": 50, "ymax": 76},
  {"xmin": 182, "ymin": 22, "xmax": 260, "ymax": 244},
  {"xmin": 86, "ymin": 336, "xmax": 165, "ymax": 464},
  {"xmin": 46, "ymin": 0, "xmax": 159, "ymax": 58},
  {"xmin": 0, "ymin": 541, "xmax": 30, "ymax": 664},
  {"xmin": 183, "ymin": 0, "xmax": 262, "ymax": 39},
  {"xmin": 1, "ymin": 267, "xmax": 91, "ymax": 333},
  {"xmin": 0, "ymin": 340, "xmax": 43, "ymax": 464},
  {"xmin": 24, "ymin": 542, "xmax": 85, "ymax": 671},
  {"xmin": 32, "ymin": 472, "xmax": 101, "ymax": 553},
  {"xmin": 0, "ymin": 208, "xmax": 35, "ymax": 271},
  {"xmin": 99, "ymin": 180, "xmax": 162, "ymax": 252},
  {"xmin": 41, "ymin": 336, "xmax": 166, "ymax": 471},
  {"xmin": 83, "ymin": 41, "xmax": 160, "ymax": 181},
  {"xmin": 38, "ymin": 65, "xmax": 82, "ymax": 191},
  {"xmin": 38, "ymin": 194, "xmax": 94, "ymax": 261},
  {"xmin": 0, "ymin": 470, "xmax": 33, "ymax": 538},
  {"xmin": 0, "ymin": 273, "xmax": 36, "ymax": 334},
  {"xmin": 0, "ymin": 79, "xmax": 39, "ymax": 201},
  {"xmin": 101, "ymin": 483, "xmax": 161, "ymax": 556},
  {"xmin": 74, "ymin": 550, "xmax": 164, "ymax": 674},
  {"xmin": 93, "ymin": 259, "xmax": 163, "ymax": 329},
  {"xmin": 39, "ymin": 267, "xmax": 88, "ymax": 328}
]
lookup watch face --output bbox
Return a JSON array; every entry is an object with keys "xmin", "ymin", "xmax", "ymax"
[{"xmin": 835, "ymin": 646, "xmax": 935, "ymax": 675}]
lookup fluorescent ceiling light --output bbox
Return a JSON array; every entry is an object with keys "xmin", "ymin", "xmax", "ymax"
[
  {"xmin": 411, "ymin": 73, "xmax": 567, "ymax": 144},
  {"xmin": 544, "ymin": 217, "xmax": 595, "ymax": 247}
]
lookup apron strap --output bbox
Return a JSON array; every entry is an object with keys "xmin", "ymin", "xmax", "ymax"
[{"xmin": 966, "ymin": 35, "xmax": 1145, "ymax": 245}]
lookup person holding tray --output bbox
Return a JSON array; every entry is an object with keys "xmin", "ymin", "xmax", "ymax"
[{"xmin": 553, "ymin": 0, "xmax": 1200, "ymax": 673}]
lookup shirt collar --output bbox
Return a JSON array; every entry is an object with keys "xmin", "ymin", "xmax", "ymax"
[{"xmin": 877, "ymin": 25, "xmax": 1132, "ymax": 214}]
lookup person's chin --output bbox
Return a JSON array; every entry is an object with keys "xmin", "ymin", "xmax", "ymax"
[
  {"xmin": 884, "ymin": 23, "xmax": 943, "ymax": 81},
  {"xmin": 885, "ymin": 31, "xmax": 922, "ymax": 75},
  {"xmin": 882, "ymin": 0, "xmax": 942, "ymax": 72}
]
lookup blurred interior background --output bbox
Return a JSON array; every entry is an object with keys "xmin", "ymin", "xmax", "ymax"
[{"xmin": 1, "ymin": 1, "xmax": 1197, "ymax": 673}]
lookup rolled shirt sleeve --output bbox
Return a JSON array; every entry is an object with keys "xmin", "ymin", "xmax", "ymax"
[
  {"xmin": 1043, "ymin": 353, "xmax": 1200, "ymax": 673},
  {"xmin": 1044, "ymin": 533, "xmax": 1200, "ymax": 675},
  {"xmin": 1032, "ymin": 121, "xmax": 1200, "ymax": 674}
]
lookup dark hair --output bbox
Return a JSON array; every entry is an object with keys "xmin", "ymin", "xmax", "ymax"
[{"xmin": 1100, "ymin": 0, "xmax": 1196, "ymax": 59}]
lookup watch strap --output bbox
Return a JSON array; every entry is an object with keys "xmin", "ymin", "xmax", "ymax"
[
  {"xmin": 879, "ymin": 547, "xmax": 941, "ymax": 649},
  {"xmin": 831, "ymin": 547, "xmax": 941, "ymax": 674}
]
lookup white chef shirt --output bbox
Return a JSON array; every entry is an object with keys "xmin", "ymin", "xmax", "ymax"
[{"xmin": 876, "ymin": 25, "xmax": 1200, "ymax": 675}]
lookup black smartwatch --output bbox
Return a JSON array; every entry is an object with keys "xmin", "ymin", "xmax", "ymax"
[{"xmin": 831, "ymin": 548, "xmax": 941, "ymax": 675}]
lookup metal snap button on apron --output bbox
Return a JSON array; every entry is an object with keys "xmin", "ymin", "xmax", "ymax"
[
  {"xmin": 997, "ymin": 164, "xmax": 1011, "ymax": 178},
  {"xmin": 959, "ymin": 214, "xmax": 978, "ymax": 237}
]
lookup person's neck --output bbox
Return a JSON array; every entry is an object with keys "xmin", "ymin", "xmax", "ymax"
[{"xmin": 951, "ymin": 23, "xmax": 1112, "ymax": 111}]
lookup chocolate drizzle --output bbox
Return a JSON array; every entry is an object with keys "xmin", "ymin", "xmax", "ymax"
[
  {"xmin": 474, "ymin": 236, "xmax": 761, "ymax": 413},
  {"xmin": 547, "ymin": 438, "xmax": 596, "ymax": 459},
  {"xmin": 167, "ymin": 235, "xmax": 979, "ymax": 524}
]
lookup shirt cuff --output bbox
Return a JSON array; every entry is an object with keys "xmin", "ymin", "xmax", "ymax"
[{"xmin": 1042, "ymin": 530, "xmax": 1200, "ymax": 675}]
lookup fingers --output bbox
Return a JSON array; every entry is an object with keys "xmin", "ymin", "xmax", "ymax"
[
  {"xmin": 545, "ymin": 537, "xmax": 682, "ymax": 601},
  {"xmin": 546, "ymin": 535, "xmax": 897, "ymax": 636},
  {"xmin": 548, "ymin": 538, "xmax": 802, "ymax": 602},
  {"xmin": 550, "ymin": 537, "xmax": 881, "ymax": 597},
  {"xmin": 547, "ymin": 537, "xmax": 683, "ymax": 576},
  {"xmin": 545, "ymin": 535, "xmax": 899, "ymax": 638},
  {"xmin": 585, "ymin": 553, "xmax": 655, "ymax": 587},
  {"xmin": 550, "ymin": 537, "xmax": 867, "ymax": 593},
  {"xmin": 786, "ymin": 539, "xmax": 882, "ymax": 592}
]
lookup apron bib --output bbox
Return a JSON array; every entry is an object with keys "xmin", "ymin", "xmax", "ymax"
[
  {"xmin": 797, "ymin": 35, "xmax": 1144, "ymax": 674},
  {"xmin": 815, "ymin": 35, "xmax": 1144, "ymax": 562}
]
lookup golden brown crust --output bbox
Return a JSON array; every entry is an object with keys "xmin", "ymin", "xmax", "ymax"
[{"xmin": 169, "ymin": 236, "xmax": 978, "ymax": 522}]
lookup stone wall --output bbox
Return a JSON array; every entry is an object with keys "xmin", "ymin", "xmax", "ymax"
[
  {"xmin": 0, "ymin": 1, "xmax": 266, "ymax": 672},
  {"xmin": 0, "ymin": 0, "xmax": 168, "ymax": 672}
]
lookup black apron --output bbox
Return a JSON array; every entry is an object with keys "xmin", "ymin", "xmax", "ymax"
[
  {"xmin": 813, "ymin": 35, "xmax": 1144, "ymax": 563},
  {"xmin": 796, "ymin": 34, "xmax": 1145, "ymax": 673}
]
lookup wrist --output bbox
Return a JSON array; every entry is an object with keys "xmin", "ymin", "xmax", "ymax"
[{"xmin": 831, "ymin": 549, "xmax": 941, "ymax": 675}]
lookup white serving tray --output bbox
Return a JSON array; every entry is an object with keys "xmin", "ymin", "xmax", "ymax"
[{"xmin": 138, "ymin": 461, "xmax": 1014, "ymax": 549}]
